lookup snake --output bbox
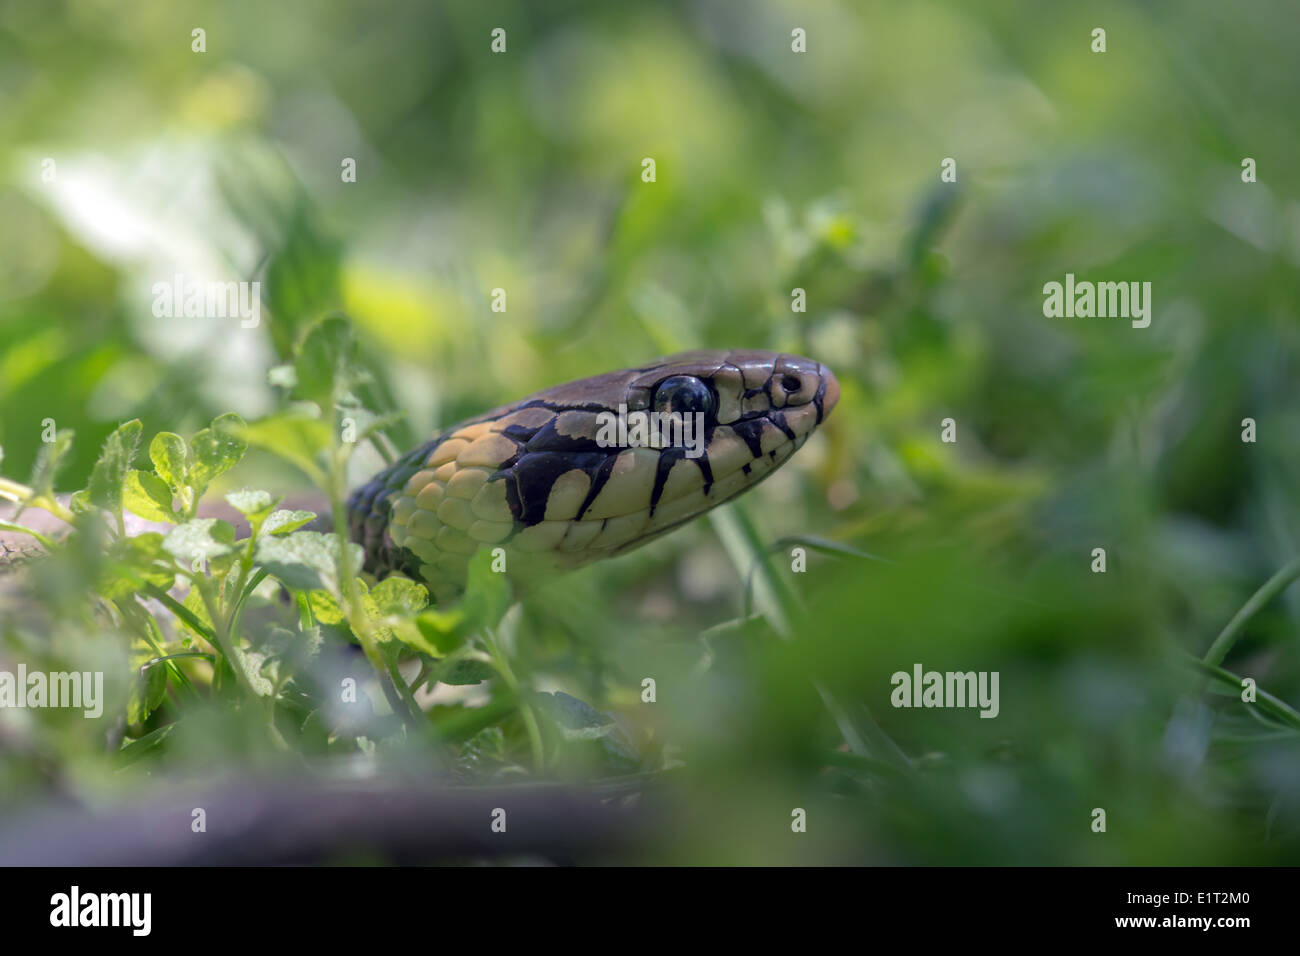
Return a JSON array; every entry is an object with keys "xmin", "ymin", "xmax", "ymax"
[
  {"xmin": 347, "ymin": 349, "xmax": 839, "ymax": 602},
  {"xmin": 0, "ymin": 350, "xmax": 839, "ymax": 601}
]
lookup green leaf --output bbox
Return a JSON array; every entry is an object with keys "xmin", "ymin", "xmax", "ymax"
[
  {"xmin": 102, "ymin": 532, "xmax": 175, "ymax": 600},
  {"xmin": 453, "ymin": 726, "xmax": 509, "ymax": 774},
  {"xmin": 463, "ymin": 548, "xmax": 512, "ymax": 630},
  {"xmin": 710, "ymin": 503, "xmax": 797, "ymax": 637},
  {"xmin": 263, "ymin": 509, "xmax": 317, "ymax": 536},
  {"xmin": 254, "ymin": 531, "xmax": 363, "ymax": 595},
  {"xmin": 256, "ymin": 624, "xmax": 324, "ymax": 688},
  {"xmin": 163, "ymin": 518, "xmax": 237, "ymax": 568},
  {"xmin": 233, "ymin": 647, "xmax": 275, "ymax": 697},
  {"xmin": 433, "ymin": 658, "xmax": 496, "ymax": 686},
  {"xmin": 88, "ymin": 420, "xmax": 143, "ymax": 513},
  {"xmin": 534, "ymin": 691, "xmax": 639, "ymax": 769},
  {"xmin": 27, "ymin": 428, "xmax": 75, "ymax": 498},
  {"xmin": 181, "ymin": 586, "xmax": 215, "ymax": 639},
  {"xmin": 190, "ymin": 413, "xmax": 248, "ymax": 493},
  {"xmin": 127, "ymin": 645, "xmax": 169, "ymax": 728},
  {"xmin": 413, "ymin": 606, "xmax": 462, "ymax": 647},
  {"xmin": 237, "ymin": 413, "xmax": 331, "ymax": 485},
  {"xmin": 117, "ymin": 723, "xmax": 174, "ymax": 765},
  {"xmin": 306, "ymin": 588, "xmax": 346, "ymax": 625},
  {"xmin": 149, "ymin": 432, "xmax": 188, "ymax": 494},
  {"xmin": 368, "ymin": 577, "xmax": 429, "ymax": 616},
  {"xmin": 262, "ymin": 205, "xmax": 343, "ymax": 359},
  {"xmin": 286, "ymin": 625, "xmax": 324, "ymax": 673},
  {"xmin": 224, "ymin": 487, "xmax": 275, "ymax": 518},
  {"xmin": 363, "ymin": 577, "xmax": 432, "ymax": 650},
  {"xmin": 534, "ymin": 690, "xmax": 614, "ymax": 735},
  {"xmin": 412, "ymin": 555, "xmax": 509, "ymax": 653},
  {"xmin": 294, "ymin": 315, "xmax": 360, "ymax": 407},
  {"xmin": 773, "ymin": 534, "xmax": 892, "ymax": 563},
  {"xmin": 123, "ymin": 470, "xmax": 177, "ymax": 523}
]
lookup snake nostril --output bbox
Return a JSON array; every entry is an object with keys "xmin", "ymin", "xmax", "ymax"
[{"xmin": 780, "ymin": 374, "xmax": 801, "ymax": 393}]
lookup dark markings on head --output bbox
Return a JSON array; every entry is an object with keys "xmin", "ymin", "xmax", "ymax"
[
  {"xmin": 496, "ymin": 450, "xmax": 608, "ymax": 526},
  {"xmin": 769, "ymin": 410, "xmax": 796, "ymax": 442},
  {"xmin": 524, "ymin": 417, "xmax": 603, "ymax": 455},
  {"xmin": 515, "ymin": 398, "xmax": 618, "ymax": 416},
  {"xmin": 500, "ymin": 422, "xmax": 544, "ymax": 444},
  {"xmin": 730, "ymin": 418, "xmax": 767, "ymax": 459},
  {"xmin": 649, "ymin": 446, "xmax": 685, "ymax": 517},
  {"xmin": 574, "ymin": 454, "xmax": 618, "ymax": 522},
  {"xmin": 696, "ymin": 450, "xmax": 714, "ymax": 495}
]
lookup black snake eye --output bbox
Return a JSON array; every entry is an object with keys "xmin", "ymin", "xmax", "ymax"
[{"xmin": 653, "ymin": 375, "xmax": 715, "ymax": 417}]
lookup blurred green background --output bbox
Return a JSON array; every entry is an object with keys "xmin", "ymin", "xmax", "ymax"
[{"xmin": 2, "ymin": 0, "xmax": 1299, "ymax": 864}]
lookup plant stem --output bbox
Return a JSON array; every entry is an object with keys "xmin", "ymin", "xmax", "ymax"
[
  {"xmin": 116, "ymin": 598, "xmax": 199, "ymax": 699},
  {"xmin": 327, "ymin": 442, "xmax": 423, "ymax": 732},
  {"xmin": 1202, "ymin": 555, "xmax": 1300, "ymax": 668},
  {"xmin": 227, "ymin": 568, "xmax": 269, "ymax": 644},
  {"xmin": 1187, "ymin": 656, "xmax": 1300, "ymax": 731},
  {"xmin": 0, "ymin": 476, "xmax": 30, "ymax": 502},
  {"xmin": 482, "ymin": 625, "xmax": 544, "ymax": 772},
  {"xmin": 144, "ymin": 584, "xmax": 218, "ymax": 645},
  {"xmin": 194, "ymin": 576, "xmax": 273, "ymax": 712},
  {"xmin": 0, "ymin": 477, "xmax": 76, "ymax": 524},
  {"xmin": 0, "ymin": 520, "xmax": 55, "ymax": 548},
  {"xmin": 142, "ymin": 652, "xmax": 214, "ymax": 673}
]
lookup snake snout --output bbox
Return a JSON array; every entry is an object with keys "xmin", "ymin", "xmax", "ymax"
[
  {"xmin": 819, "ymin": 362, "xmax": 840, "ymax": 419},
  {"xmin": 763, "ymin": 354, "xmax": 839, "ymax": 438}
]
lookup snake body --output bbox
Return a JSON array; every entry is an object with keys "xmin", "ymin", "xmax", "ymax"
[{"xmin": 347, "ymin": 350, "xmax": 839, "ymax": 601}]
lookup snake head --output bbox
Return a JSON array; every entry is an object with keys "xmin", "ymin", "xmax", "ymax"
[{"xmin": 350, "ymin": 350, "xmax": 839, "ymax": 601}]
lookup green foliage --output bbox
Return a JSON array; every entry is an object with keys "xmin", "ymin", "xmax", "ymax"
[
  {"xmin": 86, "ymin": 419, "xmax": 143, "ymax": 523},
  {"xmin": 28, "ymin": 429, "xmax": 75, "ymax": 501},
  {"xmin": 253, "ymin": 531, "xmax": 359, "ymax": 595},
  {"xmin": 123, "ymin": 470, "xmax": 176, "ymax": 524},
  {"xmin": 0, "ymin": 315, "xmax": 639, "ymax": 809},
  {"xmin": 3, "ymin": 0, "xmax": 1300, "ymax": 863},
  {"xmin": 188, "ymin": 414, "xmax": 248, "ymax": 498},
  {"xmin": 414, "ymin": 551, "xmax": 511, "ymax": 654}
]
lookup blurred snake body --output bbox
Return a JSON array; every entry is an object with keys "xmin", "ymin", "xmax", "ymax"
[{"xmin": 347, "ymin": 350, "xmax": 839, "ymax": 601}]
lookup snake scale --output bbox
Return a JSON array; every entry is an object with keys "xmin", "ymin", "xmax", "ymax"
[{"xmin": 347, "ymin": 350, "xmax": 839, "ymax": 601}]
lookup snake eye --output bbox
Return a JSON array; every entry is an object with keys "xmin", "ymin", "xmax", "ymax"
[{"xmin": 653, "ymin": 375, "xmax": 715, "ymax": 418}]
